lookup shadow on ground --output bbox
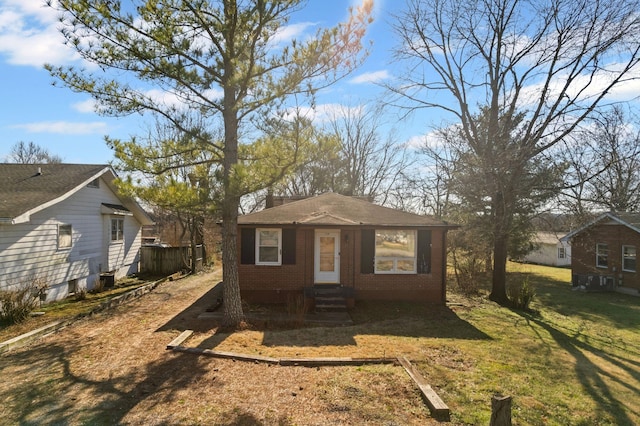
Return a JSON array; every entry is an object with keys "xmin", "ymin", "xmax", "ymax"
[
  {"xmin": 155, "ymin": 284, "xmax": 491, "ymax": 352},
  {"xmin": 516, "ymin": 310, "xmax": 639, "ymax": 426}
]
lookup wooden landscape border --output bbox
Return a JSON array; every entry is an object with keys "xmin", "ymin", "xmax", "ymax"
[{"xmin": 167, "ymin": 330, "xmax": 451, "ymax": 421}]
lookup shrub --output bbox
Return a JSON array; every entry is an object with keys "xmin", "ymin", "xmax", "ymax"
[
  {"xmin": 89, "ymin": 276, "xmax": 105, "ymax": 294},
  {"xmin": 74, "ymin": 287, "xmax": 87, "ymax": 301},
  {"xmin": 286, "ymin": 293, "xmax": 307, "ymax": 327},
  {"xmin": 451, "ymin": 252, "xmax": 487, "ymax": 296},
  {"xmin": 0, "ymin": 283, "xmax": 39, "ymax": 325},
  {"xmin": 508, "ymin": 276, "xmax": 536, "ymax": 311}
]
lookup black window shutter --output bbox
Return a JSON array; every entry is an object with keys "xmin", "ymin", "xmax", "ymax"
[
  {"xmin": 417, "ymin": 230, "xmax": 432, "ymax": 274},
  {"xmin": 361, "ymin": 229, "xmax": 375, "ymax": 274},
  {"xmin": 282, "ymin": 228, "xmax": 296, "ymax": 265},
  {"xmin": 240, "ymin": 227, "xmax": 255, "ymax": 264}
]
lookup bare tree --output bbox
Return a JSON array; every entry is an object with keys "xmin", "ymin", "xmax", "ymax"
[
  {"xmin": 584, "ymin": 107, "xmax": 640, "ymax": 212},
  {"xmin": 557, "ymin": 106, "xmax": 640, "ymax": 222},
  {"xmin": 391, "ymin": 0, "xmax": 640, "ymax": 304},
  {"xmin": 8, "ymin": 142, "xmax": 62, "ymax": 164},
  {"xmin": 278, "ymin": 104, "xmax": 411, "ymax": 204}
]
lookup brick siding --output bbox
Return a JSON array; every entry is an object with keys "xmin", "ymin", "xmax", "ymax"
[{"xmin": 238, "ymin": 226, "xmax": 447, "ymax": 304}]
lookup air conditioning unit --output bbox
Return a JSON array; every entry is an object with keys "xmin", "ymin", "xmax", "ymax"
[{"xmin": 572, "ymin": 274, "xmax": 615, "ymax": 292}]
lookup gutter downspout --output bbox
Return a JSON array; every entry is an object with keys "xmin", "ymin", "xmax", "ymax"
[{"xmin": 442, "ymin": 230, "xmax": 448, "ymax": 304}]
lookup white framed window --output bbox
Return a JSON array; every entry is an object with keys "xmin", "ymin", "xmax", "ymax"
[
  {"xmin": 596, "ymin": 243, "xmax": 608, "ymax": 268},
  {"xmin": 558, "ymin": 247, "xmax": 566, "ymax": 259},
  {"xmin": 256, "ymin": 228, "xmax": 281, "ymax": 265},
  {"xmin": 58, "ymin": 224, "xmax": 72, "ymax": 249},
  {"xmin": 374, "ymin": 229, "xmax": 417, "ymax": 274},
  {"xmin": 111, "ymin": 218, "xmax": 124, "ymax": 242},
  {"xmin": 622, "ymin": 245, "xmax": 636, "ymax": 272}
]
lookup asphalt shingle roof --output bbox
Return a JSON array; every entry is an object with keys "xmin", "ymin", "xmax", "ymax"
[
  {"xmin": 0, "ymin": 163, "xmax": 109, "ymax": 221},
  {"xmin": 238, "ymin": 192, "xmax": 455, "ymax": 227}
]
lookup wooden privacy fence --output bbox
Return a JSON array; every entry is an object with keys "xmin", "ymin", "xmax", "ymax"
[{"xmin": 140, "ymin": 245, "xmax": 204, "ymax": 275}]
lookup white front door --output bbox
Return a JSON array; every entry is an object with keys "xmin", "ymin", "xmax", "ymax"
[{"xmin": 314, "ymin": 230, "xmax": 340, "ymax": 283}]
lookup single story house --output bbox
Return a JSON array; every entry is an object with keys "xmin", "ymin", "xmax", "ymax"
[
  {"xmin": 0, "ymin": 163, "xmax": 153, "ymax": 302},
  {"xmin": 237, "ymin": 192, "xmax": 458, "ymax": 306},
  {"xmin": 561, "ymin": 212, "xmax": 640, "ymax": 295},
  {"xmin": 519, "ymin": 231, "xmax": 571, "ymax": 267}
]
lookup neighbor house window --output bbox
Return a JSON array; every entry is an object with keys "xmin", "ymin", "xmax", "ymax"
[
  {"xmin": 58, "ymin": 224, "xmax": 72, "ymax": 249},
  {"xmin": 374, "ymin": 230, "xmax": 417, "ymax": 274},
  {"xmin": 596, "ymin": 243, "xmax": 608, "ymax": 268},
  {"xmin": 111, "ymin": 218, "xmax": 124, "ymax": 242},
  {"xmin": 558, "ymin": 247, "xmax": 566, "ymax": 259},
  {"xmin": 87, "ymin": 178, "xmax": 100, "ymax": 188},
  {"xmin": 623, "ymin": 245, "xmax": 636, "ymax": 272},
  {"xmin": 256, "ymin": 228, "xmax": 281, "ymax": 265},
  {"xmin": 68, "ymin": 279, "xmax": 78, "ymax": 295}
]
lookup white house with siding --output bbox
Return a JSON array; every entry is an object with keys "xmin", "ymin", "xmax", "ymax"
[
  {"xmin": 0, "ymin": 163, "xmax": 152, "ymax": 302},
  {"xmin": 519, "ymin": 231, "xmax": 572, "ymax": 267}
]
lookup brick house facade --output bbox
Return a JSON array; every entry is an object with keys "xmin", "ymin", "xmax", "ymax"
[
  {"xmin": 237, "ymin": 193, "xmax": 457, "ymax": 305},
  {"xmin": 563, "ymin": 212, "xmax": 640, "ymax": 295}
]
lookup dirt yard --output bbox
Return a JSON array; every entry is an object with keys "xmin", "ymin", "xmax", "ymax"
[{"xmin": 0, "ymin": 270, "xmax": 439, "ymax": 425}]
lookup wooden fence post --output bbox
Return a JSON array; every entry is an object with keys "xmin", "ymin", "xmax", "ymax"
[{"xmin": 490, "ymin": 394, "xmax": 512, "ymax": 426}]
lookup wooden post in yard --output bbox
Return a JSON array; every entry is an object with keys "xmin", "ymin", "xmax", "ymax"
[{"xmin": 490, "ymin": 394, "xmax": 512, "ymax": 426}]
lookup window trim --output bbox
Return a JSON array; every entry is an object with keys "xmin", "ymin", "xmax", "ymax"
[
  {"xmin": 374, "ymin": 229, "xmax": 417, "ymax": 274},
  {"xmin": 111, "ymin": 217, "xmax": 124, "ymax": 243},
  {"xmin": 596, "ymin": 243, "xmax": 608, "ymax": 269},
  {"xmin": 255, "ymin": 228, "xmax": 282, "ymax": 266},
  {"xmin": 58, "ymin": 224, "xmax": 72, "ymax": 250},
  {"xmin": 622, "ymin": 245, "xmax": 636, "ymax": 272},
  {"xmin": 558, "ymin": 247, "xmax": 566, "ymax": 259}
]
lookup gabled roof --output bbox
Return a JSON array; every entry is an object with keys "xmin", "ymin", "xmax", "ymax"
[
  {"xmin": 533, "ymin": 231, "xmax": 571, "ymax": 245},
  {"xmin": 561, "ymin": 212, "xmax": 640, "ymax": 241},
  {"xmin": 0, "ymin": 163, "xmax": 152, "ymax": 225},
  {"xmin": 238, "ymin": 192, "xmax": 457, "ymax": 228}
]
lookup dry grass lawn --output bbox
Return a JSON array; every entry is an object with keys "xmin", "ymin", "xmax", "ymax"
[
  {"xmin": 1, "ymin": 264, "xmax": 638, "ymax": 425},
  {"xmin": 0, "ymin": 270, "xmax": 436, "ymax": 425}
]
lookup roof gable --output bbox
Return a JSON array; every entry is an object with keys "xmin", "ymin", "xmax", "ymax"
[
  {"xmin": 238, "ymin": 193, "xmax": 455, "ymax": 227},
  {"xmin": 0, "ymin": 163, "xmax": 152, "ymax": 225},
  {"xmin": 561, "ymin": 212, "xmax": 640, "ymax": 241}
]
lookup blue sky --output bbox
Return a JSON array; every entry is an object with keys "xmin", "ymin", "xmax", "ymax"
[{"xmin": 0, "ymin": 0, "xmax": 420, "ymax": 164}]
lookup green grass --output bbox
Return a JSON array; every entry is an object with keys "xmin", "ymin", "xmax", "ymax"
[{"xmin": 200, "ymin": 262, "xmax": 640, "ymax": 425}]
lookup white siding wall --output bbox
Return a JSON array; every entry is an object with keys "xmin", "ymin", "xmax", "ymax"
[
  {"xmin": 523, "ymin": 241, "xmax": 572, "ymax": 267},
  {"xmin": 0, "ymin": 177, "xmax": 143, "ymax": 302}
]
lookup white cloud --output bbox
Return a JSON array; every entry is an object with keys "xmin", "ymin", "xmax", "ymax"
[
  {"xmin": 272, "ymin": 22, "xmax": 317, "ymax": 44},
  {"xmin": 11, "ymin": 121, "xmax": 108, "ymax": 135},
  {"xmin": 284, "ymin": 103, "xmax": 365, "ymax": 123},
  {"xmin": 349, "ymin": 70, "xmax": 389, "ymax": 84},
  {"xmin": 0, "ymin": 0, "xmax": 79, "ymax": 67},
  {"xmin": 72, "ymin": 99, "xmax": 96, "ymax": 114},
  {"xmin": 517, "ymin": 63, "xmax": 640, "ymax": 108}
]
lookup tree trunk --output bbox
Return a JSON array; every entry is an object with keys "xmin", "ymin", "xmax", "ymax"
[
  {"xmin": 490, "ymin": 233, "xmax": 509, "ymax": 304},
  {"xmin": 490, "ymin": 394, "xmax": 512, "ymax": 426},
  {"xmin": 490, "ymin": 191, "xmax": 509, "ymax": 304},
  {"xmin": 221, "ymin": 210, "xmax": 244, "ymax": 327},
  {"xmin": 220, "ymin": 57, "xmax": 245, "ymax": 327}
]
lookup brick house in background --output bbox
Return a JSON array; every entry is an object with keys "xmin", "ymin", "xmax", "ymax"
[
  {"xmin": 562, "ymin": 212, "xmax": 640, "ymax": 295},
  {"xmin": 237, "ymin": 192, "xmax": 458, "ymax": 306}
]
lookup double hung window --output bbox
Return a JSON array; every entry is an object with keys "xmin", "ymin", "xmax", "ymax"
[
  {"xmin": 256, "ymin": 228, "xmax": 282, "ymax": 265},
  {"xmin": 623, "ymin": 245, "xmax": 636, "ymax": 272},
  {"xmin": 111, "ymin": 218, "xmax": 124, "ymax": 242}
]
